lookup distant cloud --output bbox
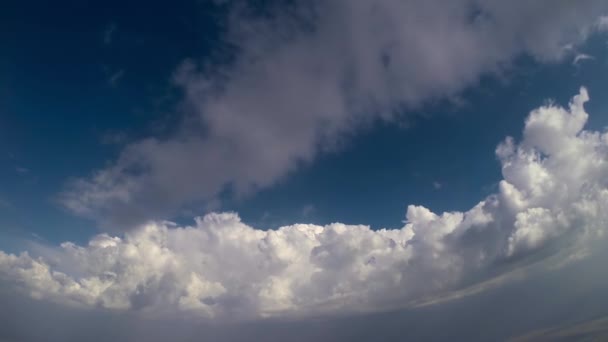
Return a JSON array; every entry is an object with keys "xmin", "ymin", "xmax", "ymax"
[
  {"xmin": 433, "ymin": 181, "xmax": 443, "ymax": 190},
  {"xmin": 301, "ymin": 204, "xmax": 315, "ymax": 218},
  {"xmin": 15, "ymin": 166, "xmax": 29, "ymax": 174},
  {"xmin": 573, "ymin": 53, "xmax": 595, "ymax": 65},
  {"xmin": 103, "ymin": 23, "xmax": 117, "ymax": 45},
  {"xmin": 100, "ymin": 131, "xmax": 128, "ymax": 145},
  {"xmin": 0, "ymin": 196, "xmax": 12, "ymax": 209},
  {"xmin": 598, "ymin": 16, "xmax": 608, "ymax": 31},
  {"xmin": 61, "ymin": 1, "xmax": 608, "ymax": 229},
  {"xmin": 108, "ymin": 69, "xmax": 125, "ymax": 86},
  {"xmin": 10, "ymin": 89, "xmax": 608, "ymax": 320},
  {"xmin": 510, "ymin": 316, "xmax": 608, "ymax": 341}
]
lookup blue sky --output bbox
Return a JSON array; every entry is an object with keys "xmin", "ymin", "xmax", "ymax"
[
  {"xmin": 1, "ymin": 1, "xmax": 229, "ymax": 243},
  {"xmin": 2, "ymin": 1, "xmax": 608, "ymax": 341}
]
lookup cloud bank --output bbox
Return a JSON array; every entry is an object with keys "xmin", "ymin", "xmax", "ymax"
[
  {"xmin": 59, "ymin": 0, "xmax": 608, "ymax": 228},
  {"xmin": 4, "ymin": 89, "xmax": 608, "ymax": 320}
]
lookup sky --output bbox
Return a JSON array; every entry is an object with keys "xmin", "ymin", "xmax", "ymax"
[{"xmin": 2, "ymin": 1, "xmax": 608, "ymax": 341}]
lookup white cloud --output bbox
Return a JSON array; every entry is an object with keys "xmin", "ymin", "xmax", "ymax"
[
  {"xmin": 60, "ymin": 1, "xmax": 608, "ymax": 228},
  {"xmin": 573, "ymin": 53, "xmax": 595, "ymax": 65},
  {"xmin": 5, "ymin": 89, "xmax": 608, "ymax": 320}
]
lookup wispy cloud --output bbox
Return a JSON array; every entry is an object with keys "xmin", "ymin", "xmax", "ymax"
[
  {"xmin": 573, "ymin": 53, "xmax": 595, "ymax": 65},
  {"xmin": 15, "ymin": 166, "xmax": 29, "ymax": 174},
  {"xmin": 61, "ymin": 1, "xmax": 608, "ymax": 229},
  {"xmin": 597, "ymin": 16, "xmax": 608, "ymax": 31},
  {"xmin": 0, "ymin": 196, "xmax": 12, "ymax": 209},
  {"xmin": 510, "ymin": 316, "xmax": 608, "ymax": 341},
  {"xmin": 103, "ymin": 22, "xmax": 117, "ymax": 45},
  {"xmin": 100, "ymin": 131, "xmax": 128, "ymax": 145},
  {"xmin": 301, "ymin": 204, "xmax": 315, "ymax": 218},
  {"xmin": 108, "ymin": 69, "xmax": 125, "ymax": 86}
]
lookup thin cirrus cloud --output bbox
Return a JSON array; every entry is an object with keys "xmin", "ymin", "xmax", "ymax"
[
  {"xmin": 3, "ymin": 88, "xmax": 608, "ymax": 320},
  {"xmin": 58, "ymin": 0, "xmax": 608, "ymax": 229}
]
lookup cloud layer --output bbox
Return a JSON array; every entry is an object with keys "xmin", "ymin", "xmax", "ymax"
[
  {"xmin": 4, "ymin": 89, "xmax": 608, "ymax": 320},
  {"xmin": 59, "ymin": 0, "xmax": 608, "ymax": 228}
]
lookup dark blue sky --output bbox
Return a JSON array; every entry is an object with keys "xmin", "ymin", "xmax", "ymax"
[{"xmin": 2, "ymin": 2, "xmax": 608, "ymax": 246}]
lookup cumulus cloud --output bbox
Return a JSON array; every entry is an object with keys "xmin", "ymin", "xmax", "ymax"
[
  {"xmin": 4, "ymin": 89, "xmax": 608, "ymax": 320},
  {"xmin": 59, "ymin": 0, "xmax": 608, "ymax": 228}
]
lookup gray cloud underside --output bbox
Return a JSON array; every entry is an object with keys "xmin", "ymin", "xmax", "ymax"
[
  {"xmin": 60, "ymin": 0, "xmax": 608, "ymax": 228},
  {"xmin": 3, "ymin": 89, "xmax": 608, "ymax": 324}
]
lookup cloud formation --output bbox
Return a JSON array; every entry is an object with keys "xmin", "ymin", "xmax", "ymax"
[
  {"xmin": 4, "ymin": 89, "xmax": 608, "ymax": 320},
  {"xmin": 103, "ymin": 23, "xmax": 117, "ymax": 45},
  {"xmin": 60, "ymin": 0, "xmax": 608, "ymax": 228}
]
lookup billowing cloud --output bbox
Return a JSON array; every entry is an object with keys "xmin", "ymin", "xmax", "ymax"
[
  {"xmin": 59, "ymin": 0, "xmax": 608, "ymax": 228},
  {"xmin": 4, "ymin": 89, "xmax": 608, "ymax": 321}
]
